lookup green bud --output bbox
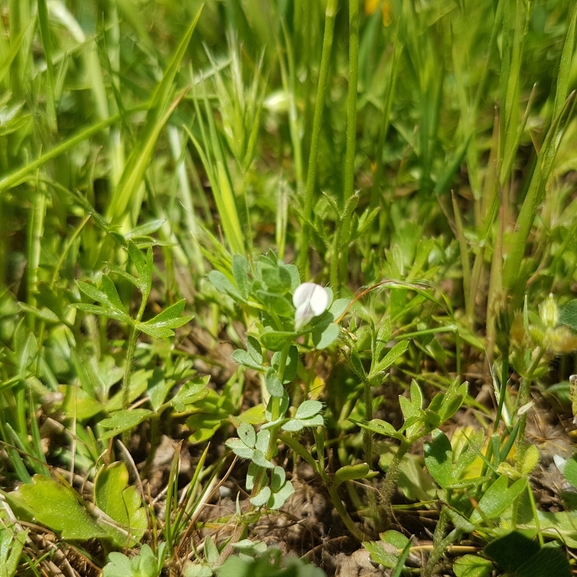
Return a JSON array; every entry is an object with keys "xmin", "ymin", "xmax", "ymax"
[{"xmin": 540, "ymin": 293, "xmax": 558, "ymax": 329}]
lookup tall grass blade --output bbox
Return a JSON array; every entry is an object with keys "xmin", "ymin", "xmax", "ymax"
[
  {"xmin": 299, "ymin": 0, "xmax": 338, "ymax": 278},
  {"xmin": 0, "ymin": 106, "xmax": 147, "ymax": 194},
  {"xmin": 105, "ymin": 7, "xmax": 203, "ymax": 227},
  {"xmin": 37, "ymin": 0, "xmax": 57, "ymax": 132}
]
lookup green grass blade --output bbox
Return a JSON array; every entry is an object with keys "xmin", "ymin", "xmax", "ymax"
[
  {"xmin": 299, "ymin": 0, "xmax": 338, "ymax": 277},
  {"xmin": 37, "ymin": 0, "xmax": 57, "ymax": 132},
  {"xmin": 553, "ymin": 4, "xmax": 577, "ymax": 119},
  {"xmin": 105, "ymin": 7, "xmax": 203, "ymax": 226},
  {"xmin": 0, "ymin": 105, "xmax": 147, "ymax": 195}
]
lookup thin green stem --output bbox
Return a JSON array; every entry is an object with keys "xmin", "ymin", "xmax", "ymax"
[
  {"xmin": 122, "ymin": 324, "xmax": 139, "ymax": 411},
  {"xmin": 363, "ymin": 379, "xmax": 373, "ymax": 465},
  {"xmin": 252, "ymin": 342, "xmax": 292, "ymax": 497},
  {"xmin": 279, "ymin": 432, "xmax": 365, "ymax": 541},
  {"xmin": 380, "ymin": 438, "xmax": 411, "ymax": 529},
  {"xmin": 515, "ymin": 347, "xmax": 545, "ymax": 468},
  {"xmin": 299, "ymin": 0, "xmax": 338, "ymax": 278}
]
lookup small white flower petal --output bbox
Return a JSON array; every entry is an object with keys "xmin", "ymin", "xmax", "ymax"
[{"xmin": 293, "ymin": 283, "xmax": 329, "ymax": 330}]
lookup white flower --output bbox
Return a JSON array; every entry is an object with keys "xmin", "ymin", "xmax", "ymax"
[{"xmin": 293, "ymin": 283, "xmax": 329, "ymax": 331}]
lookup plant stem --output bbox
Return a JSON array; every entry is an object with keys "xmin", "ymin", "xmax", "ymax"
[
  {"xmin": 515, "ymin": 347, "xmax": 544, "ymax": 468},
  {"xmin": 252, "ymin": 342, "xmax": 292, "ymax": 497},
  {"xmin": 299, "ymin": 0, "xmax": 338, "ymax": 278},
  {"xmin": 363, "ymin": 379, "xmax": 373, "ymax": 465},
  {"xmin": 279, "ymin": 433, "xmax": 365, "ymax": 541},
  {"xmin": 380, "ymin": 438, "xmax": 411, "ymax": 529},
  {"xmin": 122, "ymin": 324, "xmax": 139, "ymax": 411}
]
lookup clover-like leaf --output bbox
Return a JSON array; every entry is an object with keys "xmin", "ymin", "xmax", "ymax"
[
  {"xmin": 238, "ymin": 422, "xmax": 256, "ymax": 448},
  {"xmin": 269, "ymin": 478, "xmax": 295, "ymax": 510},
  {"xmin": 225, "ymin": 438, "xmax": 255, "ymax": 460},
  {"xmin": 265, "ymin": 368, "xmax": 284, "ymax": 397},
  {"xmin": 271, "ymin": 345, "xmax": 299, "ymax": 383},
  {"xmin": 208, "ymin": 270, "xmax": 244, "ymax": 301},
  {"xmin": 232, "ymin": 335, "xmax": 264, "ymax": 371},
  {"xmin": 295, "ymin": 400, "xmax": 323, "ymax": 420},
  {"xmin": 312, "ymin": 322, "xmax": 340, "ymax": 349},
  {"xmin": 250, "ymin": 486, "xmax": 271, "ymax": 507},
  {"xmin": 260, "ymin": 329, "xmax": 295, "ymax": 351}
]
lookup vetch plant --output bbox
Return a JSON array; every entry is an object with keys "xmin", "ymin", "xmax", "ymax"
[{"xmin": 210, "ymin": 253, "xmax": 359, "ymax": 524}]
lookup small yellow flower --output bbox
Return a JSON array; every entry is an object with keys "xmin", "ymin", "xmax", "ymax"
[{"xmin": 365, "ymin": 0, "xmax": 392, "ymax": 26}]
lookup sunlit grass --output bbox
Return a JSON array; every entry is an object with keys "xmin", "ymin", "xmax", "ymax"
[{"xmin": 1, "ymin": 0, "xmax": 577, "ymax": 575}]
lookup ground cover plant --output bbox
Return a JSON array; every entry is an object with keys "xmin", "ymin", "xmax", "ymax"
[{"xmin": 1, "ymin": 0, "xmax": 577, "ymax": 575}]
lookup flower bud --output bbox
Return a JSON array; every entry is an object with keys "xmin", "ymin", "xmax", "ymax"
[{"xmin": 540, "ymin": 294, "xmax": 558, "ymax": 329}]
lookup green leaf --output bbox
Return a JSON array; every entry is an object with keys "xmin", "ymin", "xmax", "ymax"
[
  {"xmin": 233, "ymin": 335, "xmax": 264, "ymax": 371},
  {"xmin": 265, "ymin": 368, "xmax": 284, "ymax": 397},
  {"xmin": 484, "ymin": 532, "xmax": 542, "ymax": 574},
  {"xmin": 128, "ymin": 243, "xmax": 153, "ymax": 293},
  {"xmin": 329, "ymin": 298, "xmax": 350, "ymax": 320},
  {"xmin": 562, "ymin": 453, "xmax": 577, "ymax": 489},
  {"xmin": 350, "ymin": 418, "xmax": 399, "ymax": 438},
  {"xmin": 363, "ymin": 542, "xmax": 398, "ymax": 569},
  {"xmin": 137, "ymin": 299, "xmax": 193, "ymax": 338},
  {"xmin": 255, "ymin": 290, "xmax": 294, "ymax": 317},
  {"xmin": 452, "ymin": 430, "xmax": 485, "ymax": 481},
  {"xmin": 94, "ymin": 462, "xmax": 146, "ymax": 545},
  {"xmin": 269, "ymin": 479, "xmax": 295, "ymax": 510},
  {"xmin": 169, "ymin": 379, "xmax": 209, "ymax": 413},
  {"xmin": 295, "ymin": 400, "xmax": 323, "ymax": 420},
  {"xmin": 238, "ymin": 423, "xmax": 256, "ymax": 448},
  {"xmin": 374, "ymin": 340, "xmax": 408, "ymax": 374},
  {"xmin": 100, "ymin": 276, "xmax": 127, "ymax": 313},
  {"xmin": 232, "ymin": 349, "xmax": 263, "ymax": 371},
  {"xmin": 225, "ymin": 439, "xmax": 255, "ymax": 460},
  {"xmin": 257, "ymin": 257, "xmax": 293, "ymax": 293},
  {"xmin": 250, "ymin": 486, "xmax": 271, "ymax": 507},
  {"xmin": 103, "ymin": 552, "xmax": 133, "ymax": 577},
  {"xmin": 516, "ymin": 545, "xmax": 572, "ymax": 577},
  {"xmin": 424, "ymin": 430, "xmax": 454, "ymax": 489},
  {"xmin": 453, "ymin": 555, "xmax": 494, "ymax": 577},
  {"xmin": 333, "ymin": 463, "xmax": 370, "ymax": 487},
  {"xmin": 0, "ymin": 525, "xmax": 27, "ymax": 577},
  {"xmin": 73, "ymin": 303, "xmax": 133, "ymax": 324},
  {"xmin": 105, "ymin": 9, "xmax": 202, "ymax": 225},
  {"xmin": 98, "ymin": 409, "xmax": 154, "ymax": 440},
  {"xmin": 559, "ymin": 300, "xmax": 577, "ymax": 331},
  {"xmin": 311, "ymin": 322, "xmax": 340, "ymax": 349},
  {"xmin": 255, "ymin": 429, "xmax": 271, "ymax": 453},
  {"xmin": 270, "ymin": 466, "xmax": 286, "ymax": 492},
  {"xmin": 409, "ymin": 380, "xmax": 423, "ymax": 409},
  {"xmin": 470, "ymin": 476, "xmax": 527, "ymax": 524},
  {"xmin": 232, "ymin": 254, "xmax": 251, "ymax": 299},
  {"xmin": 271, "ymin": 345, "xmax": 299, "ymax": 384},
  {"xmin": 95, "ymin": 462, "xmax": 132, "ymax": 526},
  {"xmin": 125, "ymin": 219, "xmax": 166, "ymax": 240},
  {"xmin": 77, "ymin": 281, "xmax": 112, "ymax": 306},
  {"xmin": 8, "ymin": 475, "xmax": 106, "ymax": 540},
  {"xmin": 281, "ymin": 414, "xmax": 323, "ymax": 432},
  {"xmin": 260, "ymin": 330, "xmax": 295, "ymax": 351},
  {"xmin": 208, "ymin": 270, "xmax": 243, "ymax": 301}
]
